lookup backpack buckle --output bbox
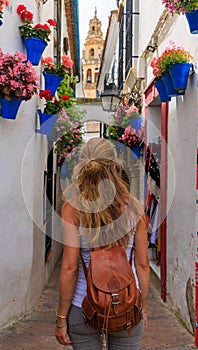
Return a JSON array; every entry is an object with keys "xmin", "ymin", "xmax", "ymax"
[
  {"xmin": 111, "ymin": 293, "xmax": 120, "ymax": 305},
  {"xmin": 125, "ymin": 321, "xmax": 132, "ymax": 330}
]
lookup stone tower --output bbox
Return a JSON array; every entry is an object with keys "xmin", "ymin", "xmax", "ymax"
[{"xmin": 81, "ymin": 8, "xmax": 104, "ymax": 98}]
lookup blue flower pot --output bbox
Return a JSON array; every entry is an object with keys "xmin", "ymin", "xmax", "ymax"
[
  {"xmin": 185, "ymin": 10, "xmax": 198, "ymax": 34},
  {"xmin": 162, "ymin": 75, "xmax": 181, "ymax": 97},
  {"xmin": 128, "ymin": 116, "xmax": 142, "ymax": 130},
  {"xmin": 0, "ymin": 97, "xmax": 23, "ymax": 119},
  {"xmin": 131, "ymin": 147, "xmax": 141, "ymax": 159},
  {"xmin": 43, "ymin": 72, "xmax": 63, "ymax": 96},
  {"xmin": 37, "ymin": 110, "xmax": 58, "ymax": 135},
  {"xmin": 169, "ymin": 63, "xmax": 192, "ymax": 92},
  {"xmin": 154, "ymin": 79, "xmax": 171, "ymax": 102},
  {"xmin": 24, "ymin": 37, "xmax": 48, "ymax": 65}
]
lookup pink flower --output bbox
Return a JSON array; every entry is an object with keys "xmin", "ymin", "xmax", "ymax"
[
  {"xmin": 62, "ymin": 54, "xmax": 74, "ymax": 68},
  {"xmin": 126, "ymin": 105, "xmax": 138, "ymax": 117}
]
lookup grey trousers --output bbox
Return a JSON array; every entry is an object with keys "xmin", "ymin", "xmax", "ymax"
[{"xmin": 68, "ymin": 305, "xmax": 144, "ymax": 350}]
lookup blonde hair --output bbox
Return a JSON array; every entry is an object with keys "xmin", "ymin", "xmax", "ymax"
[{"xmin": 63, "ymin": 137, "xmax": 145, "ymax": 247}]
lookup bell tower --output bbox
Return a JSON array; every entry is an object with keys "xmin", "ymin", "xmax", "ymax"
[{"xmin": 81, "ymin": 8, "xmax": 104, "ymax": 98}]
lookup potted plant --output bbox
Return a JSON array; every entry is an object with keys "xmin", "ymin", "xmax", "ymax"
[
  {"xmin": 119, "ymin": 125, "xmax": 145, "ymax": 159},
  {"xmin": 0, "ymin": 0, "xmax": 9, "ymax": 26},
  {"xmin": 17, "ymin": 4, "xmax": 56, "ymax": 65},
  {"xmin": 37, "ymin": 89, "xmax": 71, "ymax": 136},
  {"xmin": 41, "ymin": 55, "xmax": 74, "ymax": 95},
  {"xmin": 0, "ymin": 49, "xmax": 39, "ymax": 119},
  {"xmin": 151, "ymin": 41, "xmax": 193, "ymax": 96},
  {"xmin": 150, "ymin": 55, "xmax": 172, "ymax": 101},
  {"xmin": 107, "ymin": 124, "xmax": 120, "ymax": 140},
  {"xmin": 122, "ymin": 104, "xmax": 142, "ymax": 129},
  {"xmin": 113, "ymin": 96, "xmax": 142, "ymax": 129},
  {"xmin": 161, "ymin": 0, "xmax": 198, "ymax": 33}
]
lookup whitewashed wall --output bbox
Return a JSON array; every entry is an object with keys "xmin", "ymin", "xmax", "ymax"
[
  {"xmin": 0, "ymin": 0, "xmax": 62, "ymax": 328},
  {"xmin": 139, "ymin": 0, "xmax": 197, "ymax": 332},
  {"xmin": 167, "ymin": 76, "xmax": 197, "ymax": 332}
]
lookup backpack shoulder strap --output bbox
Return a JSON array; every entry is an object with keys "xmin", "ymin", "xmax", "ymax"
[{"xmin": 129, "ymin": 245, "xmax": 133, "ymax": 266}]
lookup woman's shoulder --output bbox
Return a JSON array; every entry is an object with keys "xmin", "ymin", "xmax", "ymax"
[
  {"xmin": 129, "ymin": 196, "xmax": 148, "ymax": 228},
  {"xmin": 61, "ymin": 201, "xmax": 79, "ymax": 226}
]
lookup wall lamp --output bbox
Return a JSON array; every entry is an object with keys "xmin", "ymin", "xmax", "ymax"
[
  {"xmin": 146, "ymin": 35, "xmax": 158, "ymax": 53},
  {"xmin": 100, "ymin": 73, "xmax": 121, "ymax": 112},
  {"xmin": 100, "ymin": 83, "xmax": 121, "ymax": 112}
]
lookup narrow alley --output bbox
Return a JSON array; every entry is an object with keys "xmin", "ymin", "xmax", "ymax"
[{"xmin": 0, "ymin": 262, "xmax": 195, "ymax": 350}]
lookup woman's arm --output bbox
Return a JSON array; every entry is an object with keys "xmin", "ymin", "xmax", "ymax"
[
  {"xmin": 134, "ymin": 215, "xmax": 150, "ymax": 329},
  {"xmin": 55, "ymin": 202, "xmax": 80, "ymax": 346}
]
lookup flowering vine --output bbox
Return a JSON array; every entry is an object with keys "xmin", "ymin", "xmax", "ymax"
[{"xmin": 54, "ymin": 109, "xmax": 84, "ymax": 163}]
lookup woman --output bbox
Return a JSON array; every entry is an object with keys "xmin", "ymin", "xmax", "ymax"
[{"xmin": 55, "ymin": 137, "xmax": 150, "ymax": 350}]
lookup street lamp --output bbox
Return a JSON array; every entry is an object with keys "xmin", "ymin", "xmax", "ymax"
[{"xmin": 100, "ymin": 83, "xmax": 121, "ymax": 112}]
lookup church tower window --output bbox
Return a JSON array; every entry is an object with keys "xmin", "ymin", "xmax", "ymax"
[
  {"xmin": 87, "ymin": 69, "xmax": 92, "ymax": 82},
  {"xmin": 89, "ymin": 48, "xmax": 94, "ymax": 58}
]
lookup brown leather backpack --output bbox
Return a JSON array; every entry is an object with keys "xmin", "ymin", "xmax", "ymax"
[{"xmin": 81, "ymin": 245, "xmax": 142, "ymax": 347}]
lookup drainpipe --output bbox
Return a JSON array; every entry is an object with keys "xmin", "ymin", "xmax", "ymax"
[
  {"xmin": 160, "ymin": 102, "xmax": 168, "ymax": 302},
  {"xmin": 73, "ymin": 0, "xmax": 81, "ymax": 79},
  {"xmin": 195, "ymin": 148, "xmax": 198, "ymax": 347}
]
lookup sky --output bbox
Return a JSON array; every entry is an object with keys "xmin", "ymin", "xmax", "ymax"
[{"xmin": 78, "ymin": 0, "xmax": 117, "ymax": 55}]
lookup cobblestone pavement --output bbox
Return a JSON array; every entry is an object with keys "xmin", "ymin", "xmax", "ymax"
[{"xmin": 0, "ymin": 261, "xmax": 195, "ymax": 350}]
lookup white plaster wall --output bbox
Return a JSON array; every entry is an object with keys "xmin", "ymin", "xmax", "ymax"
[
  {"xmin": 139, "ymin": 0, "xmax": 164, "ymax": 55},
  {"xmin": 140, "ymin": 0, "xmax": 198, "ymax": 331},
  {"xmin": 167, "ymin": 77, "xmax": 197, "ymax": 331},
  {"xmin": 146, "ymin": 106, "xmax": 162, "ymax": 144},
  {"xmin": 97, "ymin": 11, "xmax": 119, "ymax": 92},
  {"xmin": 0, "ymin": 0, "xmax": 62, "ymax": 328},
  {"xmin": 81, "ymin": 102, "xmax": 113, "ymax": 125}
]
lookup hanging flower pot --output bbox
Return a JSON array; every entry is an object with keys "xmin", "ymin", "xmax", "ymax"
[
  {"xmin": 36, "ymin": 109, "xmax": 58, "ymax": 135},
  {"xmin": 154, "ymin": 79, "xmax": 171, "ymax": 102},
  {"xmin": 131, "ymin": 146, "xmax": 141, "ymax": 159},
  {"xmin": 185, "ymin": 10, "xmax": 198, "ymax": 34},
  {"xmin": 24, "ymin": 38, "xmax": 48, "ymax": 65},
  {"xmin": 168, "ymin": 63, "xmax": 192, "ymax": 92},
  {"xmin": 0, "ymin": 97, "xmax": 23, "ymax": 120},
  {"xmin": 128, "ymin": 116, "xmax": 142, "ymax": 130},
  {"xmin": 43, "ymin": 72, "xmax": 63, "ymax": 96},
  {"xmin": 162, "ymin": 74, "xmax": 180, "ymax": 97}
]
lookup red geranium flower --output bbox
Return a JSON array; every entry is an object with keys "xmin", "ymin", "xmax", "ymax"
[
  {"xmin": 21, "ymin": 10, "xmax": 33, "ymax": 21},
  {"xmin": 61, "ymin": 95, "xmax": 70, "ymax": 101},
  {"xmin": 47, "ymin": 18, "xmax": 56, "ymax": 27},
  {"xmin": 39, "ymin": 90, "xmax": 53, "ymax": 100},
  {"xmin": 17, "ymin": 4, "xmax": 26, "ymax": 14}
]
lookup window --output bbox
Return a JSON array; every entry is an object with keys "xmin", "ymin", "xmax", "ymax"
[
  {"xmin": 87, "ymin": 69, "xmax": 92, "ymax": 82},
  {"xmin": 125, "ymin": 0, "xmax": 132, "ymax": 77},
  {"xmin": 118, "ymin": 5, "xmax": 124, "ymax": 91},
  {"xmin": 125, "ymin": 0, "xmax": 139, "ymax": 78},
  {"xmin": 92, "ymin": 26, "xmax": 95, "ymax": 32},
  {"xmin": 89, "ymin": 48, "xmax": 94, "ymax": 59},
  {"xmin": 95, "ymin": 72, "xmax": 99, "ymax": 84}
]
